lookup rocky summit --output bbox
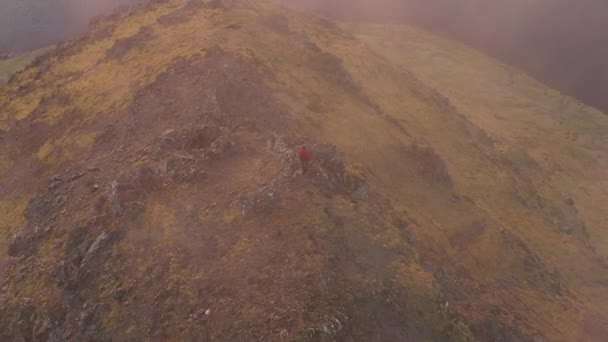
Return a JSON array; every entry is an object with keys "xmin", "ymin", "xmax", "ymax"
[{"xmin": 1, "ymin": 0, "xmax": 607, "ymax": 341}]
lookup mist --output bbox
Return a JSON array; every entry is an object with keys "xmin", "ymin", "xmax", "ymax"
[
  {"xmin": 0, "ymin": 0, "xmax": 145, "ymax": 54},
  {"xmin": 284, "ymin": 0, "xmax": 608, "ymax": 113},
  {"xmin": 2, "ymin": 0, "xmax": 607, "ymax": 112}
]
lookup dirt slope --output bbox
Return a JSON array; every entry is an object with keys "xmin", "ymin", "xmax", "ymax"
[{"xmin": 1, "ymin": 0, "xmax": 607, "ymax": 340}]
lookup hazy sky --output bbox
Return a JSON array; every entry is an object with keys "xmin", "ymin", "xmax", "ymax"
[{"xmin": 0, "ymin": 0, "xmax": 144, "ymax": 53}]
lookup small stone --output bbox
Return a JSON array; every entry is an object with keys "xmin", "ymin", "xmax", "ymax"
[
  {"xmin": 69, "ymin": 172, "xmax": 86, "ymax": 181},
  {"xmin": 48, "ymin": 176, "xmax": 63, "ymax": 191},
  {"xmin": 55, "ymin": 195, "xmax": 67, "ymax": 206},
  {"xmin": 80, "ymin": 232, "xmax": 109, "ymax": 267},
  {"xmin": 205, "ymin": 309, "xmax": 211, "ymax": 316}
]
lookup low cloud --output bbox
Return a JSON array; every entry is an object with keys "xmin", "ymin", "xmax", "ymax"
[
  {"xmin": 284, "ymin": 0, "xmax": 608, "ymax": 111},
  {"xmin": 0, "ymin": 0, "xmax": 144, "ymax": 54}
]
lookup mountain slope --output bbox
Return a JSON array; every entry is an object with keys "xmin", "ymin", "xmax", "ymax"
[
  {"xmin": 1, "ymin": 0, "xmax": 607, "ymax": 340},
  {"xmin": 283, "ymin": 0, "xmax": 608, "ymax": 115},
  {"xmin": 345, "ymin": 22, "xmax": 608, "ymax": 339}
]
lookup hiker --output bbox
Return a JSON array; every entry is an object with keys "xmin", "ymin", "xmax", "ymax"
[{"xmin": 298, "ymin": 146, "xmax": 312, "ymax": 173}]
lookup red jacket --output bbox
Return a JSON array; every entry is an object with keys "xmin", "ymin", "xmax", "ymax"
[{"xmin": 299, "ymin": 148, "xmax": 312, "ymax": 161}]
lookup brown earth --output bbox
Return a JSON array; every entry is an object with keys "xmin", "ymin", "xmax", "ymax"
[
  {"xmin": 0, "ymin": 0, "xmax": 607, "ymax": 341},
  {"xmin": 0, "ymin": 40, "xmax": 464, "ymax": 341}
]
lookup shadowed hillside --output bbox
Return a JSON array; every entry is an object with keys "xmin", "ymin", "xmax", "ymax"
[{"xmin": 1, "ymin": 0, "xmax": 607, "ymax": 340}]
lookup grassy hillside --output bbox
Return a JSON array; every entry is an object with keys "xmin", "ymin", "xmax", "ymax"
[
  {"xmin": 0, "ymin": 0, "xmax": 606, "ymax": 340},
  {"xmin": 348, "ymin": 23, "xmax": 608, "ymax": 254},
  {"xmin": 347, "ymin": 22, "xmax": 608, "ymax": 339}
]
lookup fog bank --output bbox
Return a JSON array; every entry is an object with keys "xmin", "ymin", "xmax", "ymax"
[
  {"xmin": 285, "ymin": 0, "xmax": 608, "ymax": 113},
  {"xmin": 0, "ymin": 0, "xmax": 145, "ymax": 54}
]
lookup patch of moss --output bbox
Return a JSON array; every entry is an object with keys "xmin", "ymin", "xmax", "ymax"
[
  {"xmin": 144, "ymin": 197, "xmax": 180, "ymax": 242},
  {"xmin": 36, "ymin": 132, "xmax": 97, "ymax": 164},
  {"xmin": 198, "ymin": 208, "xmax": 213, "ymax": 222},
  {"xmin": 564, "ymin": 144, "xmax": 596, "ymax": 166},
  {"xmin": 223, "ymin": 205, "xmax": 240, "ymax": 224},
  {"xmin": 0, "ymin": 197, "xmax": 28, "ymax": 237},
  {"xmin": 0, "ymin": 47, "xmax": 54, "ymax": 84},
  {"xmin": 0, "ymin": 148, "xmax": 10, "ymax": 179},
  {"xmin": 226, "ymin": 236, "xmax": 252, "ymax": 260},
  {"xmin": 505, "ymin": 148, "xmax": 540, "ymax": 170}
]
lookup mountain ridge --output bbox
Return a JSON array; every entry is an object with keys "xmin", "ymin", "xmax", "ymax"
[{"xmin": 1, "ymin": 0, "xmax": 607, "ymax": 340}]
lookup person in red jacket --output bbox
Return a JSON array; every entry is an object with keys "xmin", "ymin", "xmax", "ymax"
[{"xmin": 298, "ymin": 146, "xmax": 312, "ymax": 173}]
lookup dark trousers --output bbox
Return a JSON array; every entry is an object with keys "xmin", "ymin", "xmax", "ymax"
[{"xmin": 300, "ymin": 159, "xmax": 309, "ymax": 173}]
